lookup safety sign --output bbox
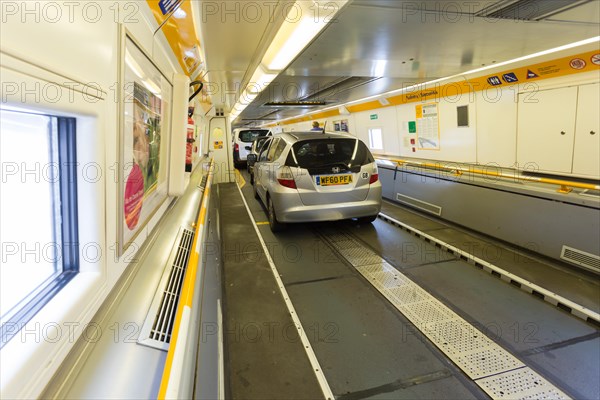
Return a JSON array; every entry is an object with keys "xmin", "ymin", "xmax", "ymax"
[
  {"xmin": 570, "ymin": 58, "xmax": 586, "ymax": 70},
  {"xmin": 487, "ymin": 76, "xmax": 502, "ymax": 86},
  {"xmin": 527, "ymin": 70, "xmax": 539, "ymax": 79},
  {"xmin": 592, "ymin": 54, "xmax": 600, "ymax": 66},
  {"xmin": 502, "ymin": 73, "xmax": 518, "ymax": 83}
]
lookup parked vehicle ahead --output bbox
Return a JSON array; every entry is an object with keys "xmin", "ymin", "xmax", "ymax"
[
  {"xmin": 232, "ymin": 128, "xmax": 271, "ymax": 168},
  {"xmin": 252, "ymin": 132, "xmax": 382, "ymax": 232},
  {"xmin": 246, "ymin": 135, "xmax": 270, "ymax": 183}
]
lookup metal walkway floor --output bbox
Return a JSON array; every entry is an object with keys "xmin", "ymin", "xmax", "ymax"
[{"xmin": 218, "ymin": 175, "xmax": 599, "ymax": 399}]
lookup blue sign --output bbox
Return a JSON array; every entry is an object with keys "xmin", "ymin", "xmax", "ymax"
[
  {"xmin": 527, "ymin": 70, "xmax": 539, "ymax": 79},
  {"xmin": 487, "ymin": 76, "xmax": 502, "ymax": 86},
  {"xmin": 159, "ymin": 0, "xmax": 183, "ymax": 15},
  {"xmin": 502, "ymin": 73, "xmax": 519, "ymax": 83}
]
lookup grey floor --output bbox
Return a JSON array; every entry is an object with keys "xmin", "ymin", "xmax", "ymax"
[{"xmin": 219, "ymin": 170, "xmax": 600, "ymax": 400}]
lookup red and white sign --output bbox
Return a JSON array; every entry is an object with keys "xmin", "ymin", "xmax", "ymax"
[
  {"xmin": 570, "ymin": 58, "xmax": 586, "ymax": 70},
  {"xmin": 591, "ymin": 54, "xmax": 600, "ymax": 66}
]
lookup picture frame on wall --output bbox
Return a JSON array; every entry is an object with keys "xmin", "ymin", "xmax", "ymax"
[{"xmin": 117, "ymin": 33, "xmax": 172, "ymax": 256}]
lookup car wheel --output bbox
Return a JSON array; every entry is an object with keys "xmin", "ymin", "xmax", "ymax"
[
  {"xmin": 268, "ymin": 196, "xmax": 284, "ymax": 232},
  {"xmin": 358, "ymin": 214, "xmax": 378, "ymax": 224}
]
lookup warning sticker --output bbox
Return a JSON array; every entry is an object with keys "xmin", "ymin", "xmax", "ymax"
[
  {"xmin": 570, "ymin": 58, "xmax": 587, "ymax": 70},
  {"xmin": 591, "ymin": 54, "xmax": 600, "ymax": 66},
  {"xmin": 527, "ymin": 70, "xmax": 539, "ymax": 79}
]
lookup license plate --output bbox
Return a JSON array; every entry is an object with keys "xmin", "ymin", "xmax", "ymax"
[{"xmin": 316, "ymin": 174, "xmax": 353, "ymax": 186}]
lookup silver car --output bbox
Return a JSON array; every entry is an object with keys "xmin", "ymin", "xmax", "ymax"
[{"xmin": 251, "ymin": 132, "xmax": 382, "ymax": 231}]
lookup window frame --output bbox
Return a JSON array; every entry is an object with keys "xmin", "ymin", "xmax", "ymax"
[
  {"xmin": 368, "ymin": 127, "xmax": 384, "ymax": 150},
  {"xmin": 0, "ymin": 113, "xmax": 80, "ymax": 349}
]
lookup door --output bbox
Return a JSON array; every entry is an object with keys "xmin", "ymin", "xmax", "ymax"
[
  {"xmin": 572, "ymin": 83, "xmax": 600, "ymax": 177},
  {"xmin": 517, "ymin": 86, "xmax": 578, "ymax": 174}
]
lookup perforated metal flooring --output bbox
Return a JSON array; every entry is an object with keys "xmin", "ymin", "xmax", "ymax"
[{"xmin": 320, "ymin": 229, "xmax": 571, "ymax": 400}]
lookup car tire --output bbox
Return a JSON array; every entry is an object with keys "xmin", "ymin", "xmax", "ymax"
[
  {"xmin": 358, "ymin": 214, "xmax": 378, "ymax": 224},
  {"xmin": 268, "ymin": 196, "xmax": 284, "ymax": 232}
]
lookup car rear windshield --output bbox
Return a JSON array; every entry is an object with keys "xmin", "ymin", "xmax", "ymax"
[
  {"xmin": 239, "ymin": 130, "xmax": 270, "ymax": 143},
  {"xmin": 286, "ymin": 139, "xmax": 374, "ymax": 174}
]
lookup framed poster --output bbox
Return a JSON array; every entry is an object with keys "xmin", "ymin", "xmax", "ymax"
[
  {"xmin": 118, "ymin": 33, "xmax": 172, "ymax": 255},
  {"xmin": 416, "ymin": 103, "xmax": 440, "ymax": 150}
]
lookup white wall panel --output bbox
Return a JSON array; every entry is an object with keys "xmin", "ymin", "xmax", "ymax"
[
  {"xmin": 476, "ymin": 88, "xmax": 518, "ymax": 167},
  {"xmin": 572, "ymin": 83, "xmax": 600, "ymax": 177},
  {"xmin": 353, "ymin": 107, "xmax": 400, "ymax": 155}
]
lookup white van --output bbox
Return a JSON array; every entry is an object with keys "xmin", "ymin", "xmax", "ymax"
[{"xmin": 232, "ymin": 128, "xmax": 272, "ymax": 168}]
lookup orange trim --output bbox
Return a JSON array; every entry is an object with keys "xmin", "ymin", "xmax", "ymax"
[
  {"xmin": 158, "ymin": 160, "xmax": 214, "ymax": 399},
  {"xmin": 146, "ymin": 0, "xmax": 203, "ymax": 77}
]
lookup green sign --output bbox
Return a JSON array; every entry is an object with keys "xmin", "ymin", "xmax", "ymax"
[
  {"xmin": 370, "ymin": 114, "xmax": 378, "ymax": 120},
  {"xmin": 408, "ymin": 121, "xmax": 416, "ymax": 133}
]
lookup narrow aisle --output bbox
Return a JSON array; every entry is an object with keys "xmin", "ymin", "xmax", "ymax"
[{"xmin": 218, "ymin": 183, "xmax": 323, "ymax": 399}]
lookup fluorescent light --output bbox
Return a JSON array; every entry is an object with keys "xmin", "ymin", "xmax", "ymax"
[
  {"xmin": 266, "ymin": 18, "xmax": 326, "ymax": 70},
  {"xmin": 373, "ymin": 60, "xmax": 387, "ymax": 76},
  {"xmin": 262, "ymin": 1, "xmax": 347, "ymax": 71},
  {"xmin": 173, "ymin": 8, "xmax": 186, "ymax": 19}
]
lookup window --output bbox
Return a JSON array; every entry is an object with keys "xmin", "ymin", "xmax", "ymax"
[
  {"xmin": 259, "ymin": 138, "xmax": 272, "ymax": 162},
  {"xmin": 288, "ymin": 139, "xmax": 374, "ymax": 174},
  {"xmin": 368, "ymin": 128, "xmax": 383, "ymax": 150},
  {"xmin": 267, "ymin": 138, "xmax": 280, "ymax": 162},
  {"xmin": 0, "ymin": 108, "xmax": 79, "ymax": 347},
  {"xmin": 272, "ymin": 139, "xmax": 287, "ymax": 161},
  {"xmin": 239, "ymin": 129, "xmax": 270, "ymax": 143}
]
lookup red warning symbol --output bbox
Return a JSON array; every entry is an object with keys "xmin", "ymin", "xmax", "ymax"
[
  {"xmin": 570, "ymin": 58, "xmax": 586, "ymax": 70},
  {"xmin": 591, "ymin": 54, "xmax": 600, "ymax": 66}
]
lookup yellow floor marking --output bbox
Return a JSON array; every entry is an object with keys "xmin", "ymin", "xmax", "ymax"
[
  {"xmin": 234, "ymin": 169, "xmax": 246, "ymax": 188},
  {"xmin": 256, "ymin": 222, "xmax": 269, "ymax": 226}
]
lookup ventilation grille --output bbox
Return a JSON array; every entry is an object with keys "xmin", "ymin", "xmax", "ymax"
[
  {"xmin": 561, "ymin": 246, "xmax": 600, "ymax": 274},
  {"xmin": 396, "ymin": 193, "xmax": 442, "ymax": 216},
  {"xmin": 477, "ymin": 0, "xmax": 592, "ymax": 21},
  {"xmin": 138, "ymin": 227, "xmax": 195, "ymax": 350}
]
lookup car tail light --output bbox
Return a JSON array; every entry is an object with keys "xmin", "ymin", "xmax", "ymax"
[
  {"xmin": 234, "ymin": 143, "xmax": 239, "ymax": 151},
  {"xmin": 369, "ymin": 173, "xmax": 379, "ymax": 184},
  {"xmin": 277, "ymin": 166, "xmax": 297, "ymax": 189}
]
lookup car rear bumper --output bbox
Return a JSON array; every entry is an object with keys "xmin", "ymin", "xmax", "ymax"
[{"xmin": 271, "ymin": 187, "xmax": 382, "ymax": 223}]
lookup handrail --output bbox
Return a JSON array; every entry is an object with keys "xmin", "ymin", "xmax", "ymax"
[
  {"xmin": 376, "ymin": 156, "xmax": 600, "ymax": 194},
  {"xmin": 158, "ymin": 159, "xmax": 215, "ymax": 399}
]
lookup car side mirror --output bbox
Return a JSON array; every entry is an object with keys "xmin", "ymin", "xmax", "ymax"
[{"xmin": 247, "ymin": 154, "xmax": 257, "ymax": 165}]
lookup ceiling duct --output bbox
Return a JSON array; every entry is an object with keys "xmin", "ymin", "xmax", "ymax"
[
  {"xmin": 477, "ymin": 0, "xmax": 594, "ymax": 21},
  {"xmin": 299, "ymin": 76, "xmax": 380, "ymax": 103}
]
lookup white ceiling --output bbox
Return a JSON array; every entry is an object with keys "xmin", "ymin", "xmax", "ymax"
[{"xmin": 193, "ymin": 0, "xmax": 600, "ymax": 125}]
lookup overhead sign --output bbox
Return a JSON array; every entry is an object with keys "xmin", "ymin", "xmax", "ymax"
[
  {"xmin": 487, "ymin": 76, "xmax": 502, "ymax": 86},
  {"xmin": 527, "ymin": 70, "xmax": 539, "ymax": 79},
  {"xmin": 502, "ymin": 73, "xmax": 518, "ymax": 83},
  {"xmin": 370, "ymin": 114, "xmax": 378, "ymax": 120},
  {"xmin": 158, "ymin": 0, "xmax": 183, "ymax": 15}
]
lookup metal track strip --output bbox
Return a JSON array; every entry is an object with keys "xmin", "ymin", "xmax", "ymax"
[
  {"xmin": 378, "ymin": 213, "xmax": 600, "ymax": 325},
  {"xmin": 317, "ymin": 228, "xmax": 571, "ymax": 400}
]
